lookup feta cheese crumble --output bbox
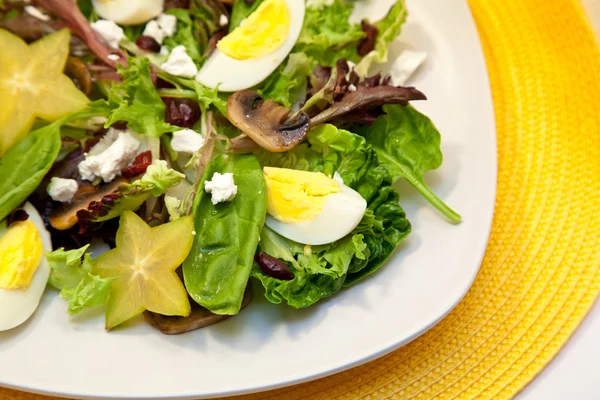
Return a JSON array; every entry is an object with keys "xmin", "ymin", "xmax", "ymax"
[
  {"xmin": 157, "ymin": 13, "xmax": 178, "ymax": 37},
  {"xmin": 204, "ymin": 172, "xmax": 238, "ymax": 205},
  {"xmin": 78, "ymin": 129, "xmax": 142, "ymax": 183},
  {"xmin": 47, "ymin": 178, "xmax": 78, "ymax": 203},
  {"xmin": 91, "ymin": 20, "xmax": 125, "ymax": 49},
  {"xmin": 348, "ymin": 83, "xmax": 357, "ymax": 92},
  {"xmin": 171, "ymin": 129, "xmax": 205, "ymax": 154},
  {"xmin": 107, "ymin": 54, "xmax": 120, "ymax": 61},
  {"xmin": 390, "ymin": 50, "xmax": 428, "ymax": 86},
  {"xmin": 143, "ymin": 14, "xmax": 177, "ymax": 46},
  {"xmin": 143, "ymin": 20, "xmax": 165, "ymax": 44},
  {"xmin": 24, "ymin": 6, "xmax": 50, "ymax": 21},
  {"xmin": 160, "ymin": 46, "xmax": 198, "ymax": 78},
  {"xmin": 219, "ymin": 14, "xmax": 229, "ymax": 27}
]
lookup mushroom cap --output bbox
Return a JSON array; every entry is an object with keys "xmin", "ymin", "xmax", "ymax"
[{"xmin": 226, "ymin": 90, "xmax": 310, "ymax": 153}]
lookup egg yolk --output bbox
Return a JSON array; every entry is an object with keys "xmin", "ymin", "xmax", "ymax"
[
  {"xmin": 217, "ymin": 0, "xmax": 290, "ymax": 60},
  {"xmin": 0, "ymin": 220, "xmax": 43, "ymax": 290},
  {"xmin": 264, "ymin": 167, "xmax": 340, "ymax": 224}
]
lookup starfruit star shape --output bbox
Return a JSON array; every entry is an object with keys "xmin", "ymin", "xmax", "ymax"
[
  {"xmin": 0, "ymin": 28, "xmax": 89, "ymax": 155},
  {"xmin": 94, "ymin": 211, "xmax": 194, "ymax": 330}
]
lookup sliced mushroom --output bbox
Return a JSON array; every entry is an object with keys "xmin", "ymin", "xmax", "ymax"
[
  {"xmin": 49, "ymin": 178, "xmax": 126, "ymax": 230},
  {"xmin": 65, "ymin": 56, "xmax": 92, "ymax": 95},
  {"xmin": 226, "ymin": 90, "xmax": 310, "ymax": 153},
  {"xmin": 144, "ymin": 285, "xmax": 253, "ymax": 335}
]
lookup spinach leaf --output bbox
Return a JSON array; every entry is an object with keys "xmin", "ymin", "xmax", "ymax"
[
  {"xmin": 0, "ymin": 122, "xmax": 61, "ymax": 221},
  {"xmin": 254, "ymin": 124, "xmax": 411, "ymax": 307},
  {"xmin": 363, "ymin": 104, "xmax": 461, "ymax": 223},
  {"xmin": 183, "ymin": 154, "xmax": 267, "ymax": 315},
  {"xmin": 229, "ymin": 0, "xmax": 263, "ymax": 31}
]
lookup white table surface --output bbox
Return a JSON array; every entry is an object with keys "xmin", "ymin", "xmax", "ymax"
[{"xmin": 517, "ymin": 2, "xmax": 599, "ymax": 398}]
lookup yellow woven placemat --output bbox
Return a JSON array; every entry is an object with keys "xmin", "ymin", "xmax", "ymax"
[{"xmin": 1, "ymin": 0, "xmax": 599, "ymax": 399}]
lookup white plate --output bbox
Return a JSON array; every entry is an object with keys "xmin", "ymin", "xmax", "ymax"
[{"xmin": 0, "ymin": 0, "xmax": 496, "ymax": 398}]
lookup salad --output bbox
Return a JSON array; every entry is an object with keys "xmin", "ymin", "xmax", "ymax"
[{"xmin": 0, "ymin": 0, "xmax": 460, "ymax": 334}]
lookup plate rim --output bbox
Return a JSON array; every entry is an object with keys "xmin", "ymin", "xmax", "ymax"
[{"xmin": 0, "ymin": 0, "xmax": 497, "ymax": 398}]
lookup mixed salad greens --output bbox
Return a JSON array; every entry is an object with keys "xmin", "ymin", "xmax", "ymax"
[{"xmin": 0, "ymin": 0, "xmax": 460, "ymax": 334}]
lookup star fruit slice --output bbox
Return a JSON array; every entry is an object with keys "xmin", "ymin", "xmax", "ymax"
[
  {"xmin": 0, "ymin": 28, "xmax": 89, "ymax": 155},
  {"xmin": 94, "ymin": 211, "xmax": 195, "ymax": 330}
]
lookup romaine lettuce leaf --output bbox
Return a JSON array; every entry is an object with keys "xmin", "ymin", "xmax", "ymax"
[{"xmin": 253, "ymin": 124, "xmax": 411, "ymax": 307}]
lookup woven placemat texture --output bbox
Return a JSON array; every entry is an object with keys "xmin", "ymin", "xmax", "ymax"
[{"xmin": 1, "ymin": 0, "xmax": 599, "ymax": 399}]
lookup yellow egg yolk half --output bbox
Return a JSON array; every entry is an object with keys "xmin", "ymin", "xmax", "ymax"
[
  {"xmin": 0, "ymin": 220, "xmax": 43, "ymax": 290},
  {"xmin": 217, "ymin": 0, "xmax": 291, "ymax": 60},
  {"xmin": 264, "ymin": 167, "xmax": 340, "ymax": 224}
]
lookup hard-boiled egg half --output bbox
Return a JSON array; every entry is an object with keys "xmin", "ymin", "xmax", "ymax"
[
  {"xmin": 0, "ymin": 203, "xmax": 52, "ymax": 331},
  {"xmin": 264, "ymin": 167, "xmax": 367, "ymax": 245},
  {"xmin": 196, "ymin": 0, "xmax": 305, "ymax": 92},
  {"xmin": 92, "ymin": 0, "xmax": 163, "ymax": 25}
]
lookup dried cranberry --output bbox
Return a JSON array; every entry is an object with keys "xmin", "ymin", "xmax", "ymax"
[
  {"xmin": 7, "ymin": 209, "xmax": 29, "ymax": 227},
  {"xmin": 122, "ymin": 151, "xmax": 152, "ymax": 178},
  {"xmin": 164, "ymin": 98, "xmax": 201, "ymax": 128},
  {"xmin": 254, "ymin": 251, "xmax": 295, "ymax": 281},
  {"xmin": 136, "ymin": 35, "xmax": 161, "ymax": 53},
  {"xmin": 156, "ymin": 78, "xmax": 175, "ymax": 89}
]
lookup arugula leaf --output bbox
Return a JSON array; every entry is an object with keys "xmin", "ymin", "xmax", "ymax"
[
  {"xmin": 47, "ymin": 246, "xmax": 115, "ymax": 316},
  {"xmin": 294, "ymin": 0, "xmax": 364, "ymax": 67},
  {"xmin": 257, "ymin": 52, "xmax": 313, "ymax": 107},
  {"xmin": 104, "ymin": 57, "xmax": 176, "ymax": 137},
  {"xmin": 355, "ymin": 0, "xmax": 408, "ymax": 75},
  {"xmin": 183, "ymin": 154, "xmax": 267, "ymax": 315},
  {"xmin": 363, "ymin": 104, "xmax": 461, "ymax": 223},
  {"xmin": 0, "ymin": 122, "xmax": 61, "ymax": 221},
  {"xmin": 254, "ymin": 124, "xmax": 411, "ymax": 307},
  {"xmin": 229, "ymin": 0, "xmax": 263, "ymax": 31}
]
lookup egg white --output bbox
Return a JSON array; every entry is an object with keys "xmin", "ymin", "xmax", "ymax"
[
  {"xmin": 195, "ymin": 0, "xmax": 305, "ymax": 92},
  {"xmin": 266, "ymin": 184, "xmax": 367, "ymax": 245},
  {"xmin": 92, "ymin": 0, "xmax": 163, "ymax": 25},
  {"xmin": 0, "ymin": 203, "xmax": 52, "ymax": 332}
]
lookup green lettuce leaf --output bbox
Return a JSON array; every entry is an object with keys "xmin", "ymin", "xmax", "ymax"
[
  {"xmin": 229, "ymin": 0, "xmax": 263, "ymax": 31},
  {"xmin": 104, "ymin": 57, "xmax": 176, "ymax": 137},
  {"xmin": 46, "ymin": 246, "xmax": 115, "ymax": 315},
  {"xmin": 257, "ymin": 53, "xmax": 313, "ymax": 107},
  {"xmin": 254, "ymin": 124, "xmax": 411, "ymax": 307},
  {"xmin": 164, "ymin": 9, "xmax": 203, "ymax": 64},
  {"xmin": 294, "ymin": 0, "xmax": 364, "ymax": 67},
  {"xmin": 355, "ymin": 0, "xmax": 408, "ymax": 75},
  {"xmin": 363, "ymin": 104, "xmax": 461, "ymax": 223}
]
